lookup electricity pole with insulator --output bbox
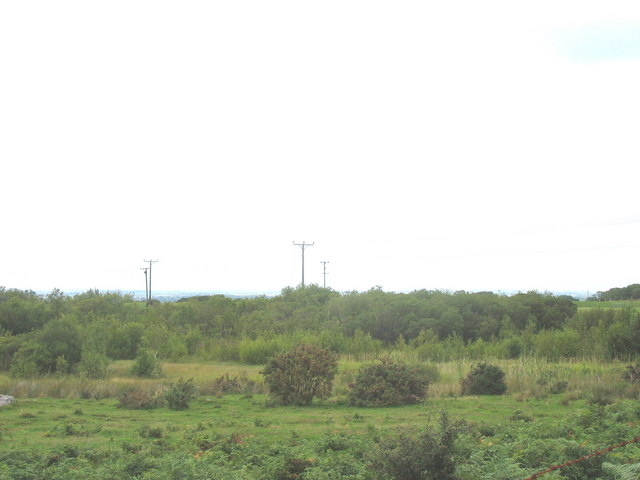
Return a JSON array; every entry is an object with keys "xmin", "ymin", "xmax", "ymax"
[
  {"xmin": 143, "ymin": 259, "xmax": 158, "ymax": 305},
  {"xmin": 140, "ymin": 267, "xmax": 149, "ymax": 303},
  {"xmin": 293, "ymin": 241, "xmax": 314, "ymax": 287},
  {"xmin": 320, "ymin": 261, "xmax": 329, "ymax": 288}
]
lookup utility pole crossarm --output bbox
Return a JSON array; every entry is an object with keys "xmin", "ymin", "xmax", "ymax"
[{"xmin": 293, "ymin": 241, "xmax": 314, "ymax": 288}]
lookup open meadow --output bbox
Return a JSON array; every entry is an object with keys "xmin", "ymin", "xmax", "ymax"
[
  {"xmin": 1, "ymin": 288, "xmax": 640, "ymax": 478},
  {"xmin": 1, "ymin": 356, "xmax": 639, "ymax": 479}
]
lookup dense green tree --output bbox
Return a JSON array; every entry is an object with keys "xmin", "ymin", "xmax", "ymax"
[
  {"xmin": 596, "ymin": 283, "xmax": 640, "ymax": 301},
  {"xmin": 37, "ymin": 316, "xmax": 82, "ymax": 372},
  {"xmin": 0, "ymin": 288, "xmax": 51, "ymax": 334}
]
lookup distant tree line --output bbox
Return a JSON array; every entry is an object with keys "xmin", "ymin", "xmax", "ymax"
[
  {"xmin": 0, "ymin": 284, "xmax": 638, "ymax": 376},
  {"xmin": 591, "ymin": 283, "xmax": 640, "ymax": 301}
]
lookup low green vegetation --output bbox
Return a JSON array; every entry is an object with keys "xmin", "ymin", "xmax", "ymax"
[
  {"xmin": 1, "ymin": 285, "xmax": 640, "ymax": 373},
  {"xmin": 1, "ymin": 284, "xmax": 640, "ymax": 477},
  {"xmin": 349, "ymin": 357, "xmax": 435, "ymax": 407},
  {"xmin": 1, "ymin": 386, "xmax": 639, "ymax": 478},
  {"xmin": 460, "ymin": 362, "xmax": 507, "ymax": 396},
  {"xmin": 262, "ymin": 344, "xmax": 338, "ymax": 406},
  {"xmin": 589, "ymin": 283, "xmax": 640, "ymax": 301}
]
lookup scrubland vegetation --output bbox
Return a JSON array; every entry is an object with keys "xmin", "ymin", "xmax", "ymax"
[{"xmin": 1, "ymin": 285, "xmax": 639, "ymax": 478}]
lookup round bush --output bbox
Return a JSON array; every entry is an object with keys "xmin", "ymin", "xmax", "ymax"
[
  {"xmin": 461, "ymin": 362, "xmax": 507, "ymax": 395},
  {"xmin": 164, "ymin": 378, "xmax": 197, "ymax": 410},
  {"xmin": 130, "ymin": 349, "xmax": 163, "ymax": 378},
  {"xmin": 262, "ymin": 344, "xmax": 338, "ymax": 406},
  {"xmin": 349, "ymin": 358, "xmax": 436, "ymax": 407}
]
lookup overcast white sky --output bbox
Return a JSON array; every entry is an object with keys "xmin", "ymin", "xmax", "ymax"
[{"xmin": 2, "ymin": 1, "xmax": 640, "ymax": 295}]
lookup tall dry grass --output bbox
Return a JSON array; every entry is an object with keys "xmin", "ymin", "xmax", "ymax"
[{"xmin": 0, "ymin": 356, "xmax": 631, "ymax": 401}]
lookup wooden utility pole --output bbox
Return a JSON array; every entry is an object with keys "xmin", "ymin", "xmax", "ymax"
[
  {"xmin": 143, "ymin": 259, "xmax": 158, "ymax": 304},
  {"xmin": 140, "ymin": 267, "xmax": 149, "ymax": 303},
  {"xmin": 320, "ymin": 261, "xmax": 329, "ymax": 288},
  {"xmin": 293, "ymin": 241, "xmax": 314, "ymax": 287}
]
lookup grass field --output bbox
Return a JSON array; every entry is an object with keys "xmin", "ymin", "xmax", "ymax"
[
  {"xmin": 0, "ymin": 356, "xmax": 630, "ymax": 401},
  {"xmin": 0, "ymin": 392, "xmax": 590, "ymax": 452},
  {"xmin": 0, "ymin": 358, "xmax": 638, "ymax": 479},
  {"xmin": 0, "ymin": 357, "xmax": 631, "ymax": 449},
  {"xmin": 576, "ymin": 300, "xmax": 640, "ymax": 309}
]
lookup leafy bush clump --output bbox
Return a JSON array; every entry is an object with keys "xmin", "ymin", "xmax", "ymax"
[
  {"xmin": 461, "ymin": 362, "xmax": 507, "ymax": 395},
  {"xmin": 201, "ymin": 372, "xmax": 259, "ymax": 395},
  {"xmin": 238, "ymin": 337, "xmax": 285, "ymax": 365},
  {"xmin": 349, "ymin": 358, "xmax": 436, "ymax": 407},
  {"xmin": 118, "ymin": 388, "xmax": 162, "ymax": 409},
  {"xmin": 261, "ymin": 344, "xmax": 338, "ymax": 406},
  {"xmin": 164, "ymin": 378, "xmax": 197, "ymax": 410},
  {"xmin": 77, "ymin": 349, "xmax": 110, "ymax": 379},
  {"xmin": 369, "ymin": 412, "xmax": 458, "ymax": 480},
  {"xmin": 138, "ymin": 425, "xmax": 164, "ymax": 439},
  {"xmin": 130, "ymin": 349, "xmax": 163, "ymax": 378}
]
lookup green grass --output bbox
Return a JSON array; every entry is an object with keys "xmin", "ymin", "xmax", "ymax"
[
  {"xmin": 577, "ymin": 300, "xmax": 640, "ymax": 309},
  {"xmin": 0, "ymin": 357, "xmax": 629, "ymax": 400},
  {"xmin": 0, "ymin": 393, "xmax": 589, "ymax": 452},
  {"xmin": 0, "ymin": 358, "xmax": 637, "ymax": 479},
  {"xmin": 0, "ymin": 357, "xmax": 633, "ymax": 456}
]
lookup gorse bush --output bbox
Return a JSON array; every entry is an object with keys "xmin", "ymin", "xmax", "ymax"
[
  {"xmin": 369, "ymin": 412, "xmax": 459, "ymax": 480},
  {"xmin": 461, "ymin": 362, "xmax": 507, "ymax": 395},
  {"xmin": 262, "ymin": 344, "xmax": 338, "ymax": 406},
  {"xmin": 118, "ymin": 388, "xmax": 162, "ymax": 409},
  {"xmin": 349, "ymin": 358, "xmax": 437, "ymax": 407},
  {"xmin": 164, "ymin": 378, "xmax": 197, "ymax": 410}
]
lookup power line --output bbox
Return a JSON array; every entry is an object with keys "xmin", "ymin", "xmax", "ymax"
[
  {"xmin": 320, "ymin": 261, "xmax": 329, "ymax": 288},
  {"xmin": 293, "ymin": 241, "xmax": 314, "ymax": 287}
]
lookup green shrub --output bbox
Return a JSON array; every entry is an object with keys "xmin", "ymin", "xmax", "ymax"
[
  {"xmin": 348, "ymin": 358, "xmax": 436, "ymax": 407},
  {"xmin": 77, "ymin": 349, "xmax": 110, "ymax": 379},
  {"xmin": 238, "ymin": 337, "xmax": 285, "ymax": 365},
  {"xmin": 201, "ymin": 373, "xmax": 258, "ymax": 395},
  {"xmin": 0, "ymin": 334, "xmax": 26, "ymax": 370},
  {"xmin": 369, "ymin": 412, "xmax": 458, "ymax": 480},
  {"xmin": 461, "ymin": 362, "xmax": 507, "ymax": 395},
  {"xmin": 118, "ymin": 388, "xmax": 162, "ymax": 409},
  {"xmin": 274, "ymin": 457, "xmax": 316, "ymax": 480},
  {"xmin": 138, "ymin": 425, "xmax": 164, "ymax": 439},
  {"xmin": 262, "ymin": 344, "xmax": 338, "ymax": 406},
  {"xmin": 164, "ymin": 378, "xmax": 197, "ymax": 410},
  {"xmin": 588, "ymin": 383, "xmax": 617, "ymax": 406},
  {"xmin": 503, "ymin": 337, "xmax": 524, "ymax": 359},
  {"xmin": 55, "ymin": 355, "xmax": 70, "ymax": 375},
  {"xmin": 10, "ymin": 342, "xmax": 52, "ymax": 377},
  {"xmin": 130, "ymin": 349, "xmax": 163, "ymax": 378}
]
